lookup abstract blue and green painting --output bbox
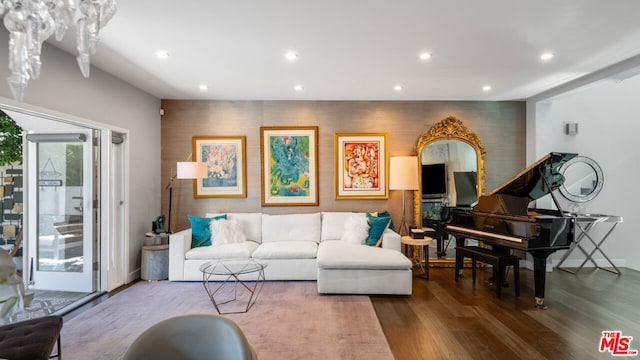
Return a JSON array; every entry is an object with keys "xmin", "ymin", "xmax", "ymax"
[{"xmin": 269, "ymin": 135, "xmax": 310, "ymax": 197}]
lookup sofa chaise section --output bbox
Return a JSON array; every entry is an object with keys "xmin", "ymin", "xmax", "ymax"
[{"xmin": 317, "ymin": 240, "xmax": 412, "ymax": 295}]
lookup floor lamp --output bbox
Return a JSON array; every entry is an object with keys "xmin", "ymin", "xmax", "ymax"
[
  {"xmin": 389, "ymin": 156, "xmax": 419, "ymax": 236},
  {"xmin": 166, "ymin": 161, "xmax": 208, "ymax": 233}
]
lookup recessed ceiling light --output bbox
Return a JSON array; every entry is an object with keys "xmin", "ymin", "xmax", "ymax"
[
  {"xmin": 540, "ymin": 52, "xmax": 554, "ymax": 61},
  {"xmin": 294, "ymin": 84, "xmax": 303, "ymax": 91},
  {"xmin": 155, "ymin": 50, "xmax": 170, "ymax": 59},
  {"xmin": 199, "ymin": 84, "xmax": 208, "ymax": 91},
  {"xmin": 284, "ymin": 51, "xmax": 298, "ymax": 61},
  {"xmin": 419, "ymin": 52, "xmax": 432, "ymax": 61},
  {"xmin": 394, "ymin": 85, "xmax": 403, "ymax": 92},
  {"xmin": 482, "ymin": 85, "xmax": 492, "ymax": 92}
]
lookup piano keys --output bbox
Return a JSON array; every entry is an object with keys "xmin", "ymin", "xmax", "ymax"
[{"xmin": 446, "ymin": 152, "xmax": 577, "ymax": 308}]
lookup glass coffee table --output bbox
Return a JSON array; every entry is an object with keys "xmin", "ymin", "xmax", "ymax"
[{"xmin": 199, "ymin": 259, "xmax": 267, "ymax": 314}]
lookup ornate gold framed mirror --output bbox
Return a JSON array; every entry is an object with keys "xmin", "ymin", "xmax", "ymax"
[{"xmin": 413, "ymin": 116, "xmax": 486, "ymax": 262}]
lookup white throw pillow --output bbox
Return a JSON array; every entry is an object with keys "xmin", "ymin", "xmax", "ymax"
[
  {"xmin": 321, "ymin": 212, "xmax": 366, "ymax": 241},
  {"xmin": 210, "ymin": 218, "xmax": 247, "ymax": 246},
  {"xmin": 340, "ymin": 215, "xmax": 370, "ymax": 245}
]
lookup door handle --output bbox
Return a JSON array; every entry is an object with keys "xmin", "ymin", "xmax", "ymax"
[{"xmin": 28, "ymin": 257, "xmax": 35, "ymax": 285}]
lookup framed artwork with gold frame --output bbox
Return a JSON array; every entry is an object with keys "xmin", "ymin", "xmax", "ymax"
[
  {"xmin": 192, "ymin": 136, "xmax": 247, "ymax": 198},
  {"xmin": 335, "ymin": 132, "xmax": 388, "ymax": 199},
  {"xmin": 260, "ymin": 126, "xmax": 319, "ymax": 206}
]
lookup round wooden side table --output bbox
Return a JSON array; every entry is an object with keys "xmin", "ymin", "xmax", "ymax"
[{"xmin": 401, "ymin": 236, "xmax": 432, "ymax": 279}]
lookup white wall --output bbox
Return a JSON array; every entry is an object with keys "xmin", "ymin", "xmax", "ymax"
[
  {"xmin": 528, "ymin": 64, "xmax": 640, "ymax": 271},
  {"xmin": 0, "ymin": 30, "xmax": 161, "ymax": 282}
]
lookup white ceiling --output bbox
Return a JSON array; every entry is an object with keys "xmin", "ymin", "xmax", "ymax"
[{"xmin": 52, "ymin": 0, "xmax": 640, "ymax": 101}]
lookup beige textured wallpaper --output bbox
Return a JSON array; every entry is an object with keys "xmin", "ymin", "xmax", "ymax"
[{"xmin": 160, "ymin": 100, "xmax": 525, "ymax": 232}]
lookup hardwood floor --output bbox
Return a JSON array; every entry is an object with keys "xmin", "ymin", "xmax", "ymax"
[{"xmin": 371, "ymin": 266, "xmax": 640, "ymax": 360}]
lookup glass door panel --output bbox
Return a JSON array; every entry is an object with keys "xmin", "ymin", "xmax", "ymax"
[
  {"xmin": 37, "ymin": 142, "xmax": 84, "ymax": 272},
  {"xmin": 27, "ymin": 132, "xmax": 96, "ymax": 292}
]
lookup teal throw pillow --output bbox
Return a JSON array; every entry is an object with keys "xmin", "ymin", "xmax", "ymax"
[
  {"xmin": 377, "ymin": 211, "xmax": 396, "ymax": 231},
  {"xmin": 366, "ymin": 212, "xmax": 391, "ymax": 246},
  {"xmin": 188, "ymin": 214, "xmax": 226, "ymax": 248}
]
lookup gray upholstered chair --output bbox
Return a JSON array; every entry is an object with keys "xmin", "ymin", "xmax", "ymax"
[{"xmin": 123, "ymin": 314, "xmax": 257, "ymax": 360}]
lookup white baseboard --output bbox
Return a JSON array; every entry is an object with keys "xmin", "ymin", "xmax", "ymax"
[{"xmin": 127, "ymin": 268, "xmax": 140, "ymax": 283}]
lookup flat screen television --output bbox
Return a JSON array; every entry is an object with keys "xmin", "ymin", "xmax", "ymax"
[{"xmin": 421, "ymin": 163, "xmax": 447, "ymax": 198}]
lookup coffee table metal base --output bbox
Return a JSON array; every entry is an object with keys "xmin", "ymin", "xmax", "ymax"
[{"xmin": 201, "ymin": 263, "xmax": 266, "ymax": 314}]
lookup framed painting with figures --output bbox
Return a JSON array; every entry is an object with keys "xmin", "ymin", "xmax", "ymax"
[
  {"xmin": 335, "ymin": 133, "xmax": 388, "ymax": 199},
  {"xmin": 260, "ymin": 126, "xmax": 319, "ymax": 206},
  {"xmin": 193, "ymin": 136, "xmax": 247, "ymax": 198}
]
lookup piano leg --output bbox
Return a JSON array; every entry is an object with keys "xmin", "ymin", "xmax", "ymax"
[
  {"xmin": 455, "ymin": 237, "xmax": 466, "ymax": 279},
  {"xmin": 491, "ymin": 246, "xmax": 511, "ymax": 288},
  {"xmin": 436, "ymin": 229, "xmax": 447, "ymax": 257},
  {"xmin": 532, "ymin": 250, "xmax": 555, "ymax": 310}
]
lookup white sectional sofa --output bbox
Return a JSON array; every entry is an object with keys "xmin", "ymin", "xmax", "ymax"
[{"xmin": 168, "ymin": 212, "xmax": 413, "ymax": 295}]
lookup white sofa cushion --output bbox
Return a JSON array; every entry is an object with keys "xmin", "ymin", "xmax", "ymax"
[
  {"xmin": 252, "ymin": 241, "xmax": 318, "ymax": 260},
  {"xmin": 185, "ymin": 241, "xmax": 259, "ymax": 260},
  {"xmin": 321, "ymin": 212, "xmax": 367, "ymax": 241},
  {"xmin": 317, "ymin": 240, "xmax": 411, "ymax": 270},
  {"xmin": 261, "ymin": 213, "xmax": 321, "ymax": 243},
  {"xmin": 206, "ymin": 213, "xmax": 262, "ymax": 243}
]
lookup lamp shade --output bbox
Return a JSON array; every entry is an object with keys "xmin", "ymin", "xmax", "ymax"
[
  {"xmin": 389, "ymin": 156, "xmax": 419, "ymax": 190},
  {"xmin": 176, "ymin": 162, "xmax": 208, "ymax": 179}
]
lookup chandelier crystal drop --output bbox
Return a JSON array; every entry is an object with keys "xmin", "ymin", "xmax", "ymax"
[{"xmin": 0, "ymin": 0, "xmax": 117, "ymax": 101}]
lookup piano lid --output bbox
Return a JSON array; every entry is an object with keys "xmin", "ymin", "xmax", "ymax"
[{"xmin": 488, "ymin": 152, "xmax": 577, "ymax": 201}]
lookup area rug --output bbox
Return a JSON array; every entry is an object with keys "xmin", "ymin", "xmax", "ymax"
[
  {"xmin": 62, "ymin": 281, "xmax": 394, "ymax": 359},
  {"xmin": 9, "ymin": 298, "xmax": 74, "ymax": 323}
]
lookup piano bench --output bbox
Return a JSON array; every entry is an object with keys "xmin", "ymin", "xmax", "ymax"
[{"xmin": 455, "ymin": 246, "xmax": 520, "ymax": 299}]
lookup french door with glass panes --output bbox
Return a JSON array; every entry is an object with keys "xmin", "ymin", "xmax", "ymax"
[{"xmin": 26, "ymin": 131, "xmax": 98, "ymax": 292}]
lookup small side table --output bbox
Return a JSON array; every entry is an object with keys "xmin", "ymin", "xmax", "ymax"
[
  {"xmin": 401, "ymin": 236, "xmax": 432, "ymax": 279},
  {"xmin": 556, "ymin": 214, "xmax": 623, "ymax": 274},
  {"xmin": 141, "ymin": 244, "xmax": 169, "ymax": 281},
  {"xmin": 145, "ymin": 232, "xmax": 169, "ymax": 246}
]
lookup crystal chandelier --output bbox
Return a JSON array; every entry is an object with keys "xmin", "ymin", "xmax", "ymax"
[{"xmin": 0, "ymin": 0, "xmax": 117, "ymax": 101}]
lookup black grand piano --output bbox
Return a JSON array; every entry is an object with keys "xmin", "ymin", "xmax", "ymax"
[{"xmin": 446, "ymin": 152, "xmax": 577, "ymax": 308}]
